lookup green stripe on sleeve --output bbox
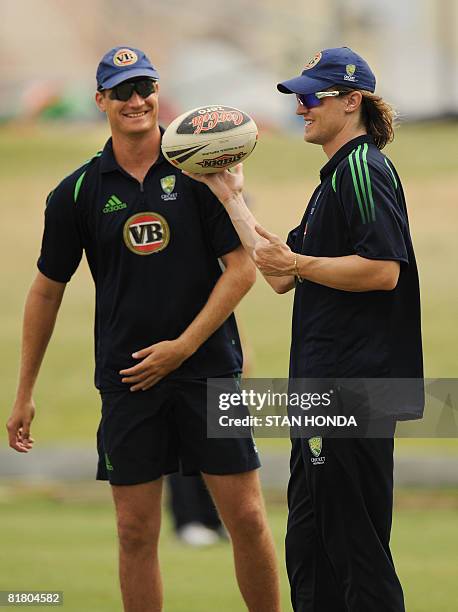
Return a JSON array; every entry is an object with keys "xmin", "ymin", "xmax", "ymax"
[
  {"xmin": 354, "ymin": 145, "xmax": 371, "ymax": 222},
  {"xmin": 384, "ymin": 157, "xmax": 398, "ymax": 190},
  {"xmin": 362, "ymin": 143, "xmax": 376, "ymax": 222},
  {"xmin": 73, "ymin": 171, "xmax": 86, "ymax": 203},
  {"xmin": 332, "ymin": 168, "xmax": 337, "ymax": 192},
  {"xmin": 348, "ymin": 151, "xmax": 367, "ymax": 224}
]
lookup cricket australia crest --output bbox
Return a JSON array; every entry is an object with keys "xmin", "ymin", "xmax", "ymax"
[
  {"xmin": 308, "ymin": 436, "xmax": 326, "ymax": 465},
  {"xmin": 160, "ymin": 175, "xmax": 178, "ymax": 201}
]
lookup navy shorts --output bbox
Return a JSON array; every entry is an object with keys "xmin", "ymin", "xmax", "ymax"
[{"xmin": 96, "ymin": 377, "xmax": 260, "ymax": 485}]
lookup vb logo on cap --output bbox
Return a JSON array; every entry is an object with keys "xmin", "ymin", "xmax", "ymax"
[
  {"xmin": 303, "ymin": 52, "xmax": 322, "ymax": 71},
  {"xmin": 113, "ymin": 48, "xmax": 138, "ymax": 67}
]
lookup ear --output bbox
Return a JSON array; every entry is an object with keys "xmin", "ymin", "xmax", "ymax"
[
  {"xmin": 344, "ymin": 90, "xmax": 363, "ymax": 114},
  {"xmin": 95, "ymin": 90, "xmax": 107, "ymax": 113}
]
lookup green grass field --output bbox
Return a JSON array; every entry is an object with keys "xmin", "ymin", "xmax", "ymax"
[
  {"xmin": 0, "ymin": 487, "xmax": 457, "ymax": 612},
  {"xmin": 0, "ymin": 122, "xmax": 457, "ymax": 610},
  {"xmin": 1, "ymin": 122, "xmax": 457, "ymax": 444}
]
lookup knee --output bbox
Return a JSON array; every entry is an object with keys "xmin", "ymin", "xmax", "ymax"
[
  {"xmin": 117, "ymin": 517, "xmax": 160, "ymax": 555},
  {"xmin": 226, "ymin": 503, "xmax": 268, "ymax": 541}
]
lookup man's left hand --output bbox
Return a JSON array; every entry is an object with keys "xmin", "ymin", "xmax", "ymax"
[
  {"xmin": 119, "ymin": 339, "xmax": 189, "ymax": 391},
  {"xmin": 253, "ymin": 225, "xmax": 295, "ymax": 276}
]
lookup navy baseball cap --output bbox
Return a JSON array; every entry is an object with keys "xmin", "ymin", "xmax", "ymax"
[
  {"xmin": 96, "ymin": 46, "xmax": 160, "ymax": 90},
  {"xmin": 277, "ymin": 47, "xmax": 376, "ymax": 95}
]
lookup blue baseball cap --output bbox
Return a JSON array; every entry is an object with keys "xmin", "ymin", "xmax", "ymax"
[
  {"xmin": 277, "ymin": 47, "xmax": 376, "ymax": 95},
  {"xmin": 96, "ymin": 46, "xmax": 160, "ymax": 90}
]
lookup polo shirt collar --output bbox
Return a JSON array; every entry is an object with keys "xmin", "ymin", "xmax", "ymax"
[
  {"xmin": 99, "ymin": 138, "xmax": 119, "ymax": 173},
  {"xmin": 320, "ymin": 134, "xmax": 374, "ymax": 181},
  {"xmin": 99, "ymin": 126, "xmax": 167, "ymax": 174}
]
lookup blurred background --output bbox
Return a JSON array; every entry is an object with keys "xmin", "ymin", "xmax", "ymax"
[
  {"xmin": 1, "ymin": 0, "xmax": 458, "ymax": 125},
  {"xmin": 0, "ymin": 1, "xmax": 457, "ymax": 611}
]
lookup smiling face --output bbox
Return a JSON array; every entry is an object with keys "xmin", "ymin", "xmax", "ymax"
[
  {"xmin": 295, "ymin": 88, "xmax": 364, "ymax": 155},
  {"xmin": 95, "ymin": 80, "xmax": 160, "ymax": 138}
]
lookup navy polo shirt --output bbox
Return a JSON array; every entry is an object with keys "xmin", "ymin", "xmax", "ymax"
[
  {"xmin": 38, "ymin": 134, "xmax": 242, "ymax": 390},
  {"xmin": 287, "ymin": 135, "xmax": 423, "ymax": 382}
]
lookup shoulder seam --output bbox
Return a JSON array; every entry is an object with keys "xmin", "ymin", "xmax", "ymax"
[
  {"xmin": 331, "ymin": 168, "xmax": 337, "ymax": 193},
  {"xmin": 73, "ymin": 151, "xmax": 102, "ymax": 204},
  {"xmin": 384, "ymin": 157, "xmax": 398, "ymax": 190}
]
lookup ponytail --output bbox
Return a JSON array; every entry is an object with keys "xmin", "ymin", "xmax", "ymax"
[
  {"xmin": 333, "ymin": 87, "xmax": 398, "ymax": 150},
  {"xmin": 360, "ymin": 91, "xmax": 397, "ymax": 150}
]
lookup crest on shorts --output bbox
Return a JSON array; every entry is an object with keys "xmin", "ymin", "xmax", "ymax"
[
  {"xmin": 303, "ymin": 52, "xmax": 322, "ymax": 71},
  {"xmin": 308, "ymin": 436, "xmax": 322, "ymax": 457},
  {"xmin": 105, "ymin": 453, "xmax": 114, "ymax": 471}
]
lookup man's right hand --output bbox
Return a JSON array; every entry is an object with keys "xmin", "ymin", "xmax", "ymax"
[
  {"xmin": 6, "ymin": 399, "xmax": 36, "ymax": 453},
  {"xmin": 183, "ymin": 162, "xmax": 244, "ymax": 205}
]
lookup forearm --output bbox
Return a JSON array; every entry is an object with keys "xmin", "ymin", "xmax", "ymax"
[
  {"xmin": 222, "ymin": 192, "xmax": 262, "ymax": 257},
  {"xmin": 177, "ymin": 262, "xmax": 254, "ymax": 358},
  {"xmin": 296, "ymin": 254, "xmax": 400, "ymax": 292},
  {"xmin": 15, "ymin": 282, "xmax": 64, "ymax": 401},
  {"xmin": 223, "ymin": 193, "xmax": 295, "ymax": 293}
]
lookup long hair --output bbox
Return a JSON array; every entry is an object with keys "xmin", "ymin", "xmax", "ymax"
[
  {"xmin": 360, "ymin": 91, "xmax": 397, "ymax": 149},
  {"xmin": 334, "ymin": 87, "xmax": 398, "ymax": 150}
]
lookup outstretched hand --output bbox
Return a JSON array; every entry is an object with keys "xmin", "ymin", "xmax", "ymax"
[
  {"xmin": 182, "ymin": 163, "xmax": 244, "ymax": 204},
  {"xmin": 253, "ymin": 225, "xmax": 295, "ymax": 276}
]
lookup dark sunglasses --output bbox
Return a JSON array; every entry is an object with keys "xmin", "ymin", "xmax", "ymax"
[
  {"xmin": 108, "ymin": 79, "xmax": 157, "ymax": 102},
  {"xmin": 295, "ymin": 91, "xmax": 342, "ymax": 108}
]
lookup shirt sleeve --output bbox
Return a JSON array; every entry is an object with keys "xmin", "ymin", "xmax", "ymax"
[
  {"xmin": 37, "ymin": 176, "xmax": 84, "ymax": 282},
  {"xmin": 193, "ymin": 182, "xmax": 241, "ymax": 257},
  {"xmin": 335, "ymin": 150, "xmax": 409, "ymax": 263},
  {"xmin": 287, "ymin": 225, "xmax": 301, "ymax": 251}
]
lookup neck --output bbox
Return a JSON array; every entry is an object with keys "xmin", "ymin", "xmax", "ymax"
[
  {"xmin": 323, "ymin": 125, "xmax": 367, "ymax": 160},
  {"xmin": 111, "ymin": 126, "xmax": 161, "ymax": 182}
]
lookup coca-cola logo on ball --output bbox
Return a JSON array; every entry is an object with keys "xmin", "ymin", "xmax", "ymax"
[{"xmin": 177, "ymin": 106, "xmax": 250, "ymax": 135}]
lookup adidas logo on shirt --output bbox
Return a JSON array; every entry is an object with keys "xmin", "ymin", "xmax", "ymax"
[{"xmin": 103, "ymin": 194, "xmax": 128, "ymax": 213}]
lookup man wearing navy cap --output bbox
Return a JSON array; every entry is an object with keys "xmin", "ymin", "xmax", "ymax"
[
  {"xmin": 188, "ymin": 47, "xmax": 422, "ymax": 611},
  {"xmin": 7, "ymin": 46, "xmax": 281, "ymax": 612}
]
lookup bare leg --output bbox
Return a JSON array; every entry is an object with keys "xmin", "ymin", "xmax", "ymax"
[
  {"xmin": 204, "ymin": 470, "xmax": 281, "ymax": 612},
  {"xmin": 111, "ymin": 479, "xmax": 163, "ymax": 612}
]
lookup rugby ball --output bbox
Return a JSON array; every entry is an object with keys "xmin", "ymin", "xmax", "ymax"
[{"xmin": 161, "ymin": 105, "xmax": 258, "ymax": 174}]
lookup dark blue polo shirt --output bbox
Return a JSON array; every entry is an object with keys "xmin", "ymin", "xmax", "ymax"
[
  {"xmin": 287, "ymin": 135, "xmax": 423, "ymax": 384},
  {"xmin": 38, "ymin": 135, "xmax": 242, "ymax": 390}
]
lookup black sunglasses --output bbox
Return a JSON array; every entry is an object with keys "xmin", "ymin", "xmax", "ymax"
[{"xmin": 108, "ymin": 79, "xmax": 157, "ymax": 102}]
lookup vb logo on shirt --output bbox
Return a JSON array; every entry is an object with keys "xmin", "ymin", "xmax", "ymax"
[{"xmin": 123, "ymin": 212, "xmax": 170, "ymax": 255}]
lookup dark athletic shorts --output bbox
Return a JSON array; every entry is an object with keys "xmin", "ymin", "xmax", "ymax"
[{"xmin": 96, "ymin": 377, "xmax": 260, "ymax": 485}]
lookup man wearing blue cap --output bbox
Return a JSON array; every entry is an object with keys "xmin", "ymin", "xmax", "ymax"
[
  {"xmin": 188, "ymin": 47, "xmax": 422, "ymax": 611},
  {"xmin": 7, "ymin": 46, "xmax": 281, "ymax": 612}
]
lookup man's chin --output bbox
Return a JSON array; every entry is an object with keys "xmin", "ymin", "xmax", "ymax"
[
  {"xmin": 304, "ymin": 132, "xmax": 320, "ymax": 145},
  {"xmin": 122, "ymin": 122, "xmax": 155, "ymax": 136}
]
